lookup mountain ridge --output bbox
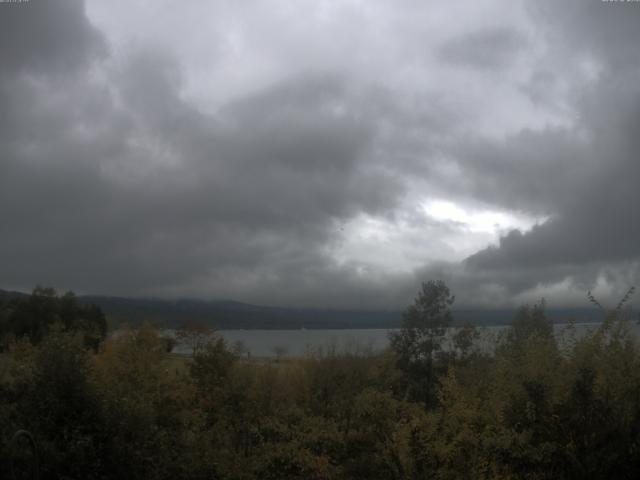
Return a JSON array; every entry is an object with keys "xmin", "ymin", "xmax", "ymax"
[{"xmin": 0, "ymin": 288, "xmax": 609, "ymax": 330}]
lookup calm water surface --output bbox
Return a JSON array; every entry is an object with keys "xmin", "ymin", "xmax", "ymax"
[{"xmin": 167, "ymin": 322, "xmax": 635, "ymax": 357}]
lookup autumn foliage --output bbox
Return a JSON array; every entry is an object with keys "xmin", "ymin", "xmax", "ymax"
[{"xmin": 1, "ymin": 285, "xmax": 640, "ymax": 479}]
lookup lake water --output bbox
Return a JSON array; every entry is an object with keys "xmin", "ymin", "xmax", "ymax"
[{"xmin": 168, "ymin": 322, "xmax": 636, "ymax": 357}]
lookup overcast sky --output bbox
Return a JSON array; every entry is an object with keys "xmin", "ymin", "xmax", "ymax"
[{"xmin": 1, "ymin": 0, "xmax": 639, "ymax": 309}]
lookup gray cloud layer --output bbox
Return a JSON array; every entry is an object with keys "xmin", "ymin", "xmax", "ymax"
[
  {"xmin": 438, "ymin": 27, "xmax": 527, "ymax": 70},
  {"xmin": 1, "ymin": 0, "xmax": 639, "ymax": 309},
  {"xmin": 458, "ymin": 1, "xmax": 640, "ymax": 306}
]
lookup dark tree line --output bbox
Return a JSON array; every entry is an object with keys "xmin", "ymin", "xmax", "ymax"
[
  {"xmin": 1, "ymin": 282, "xmax": 640, "ymax": 479},
  {"xmin": 0, "ymin": 286, "xmax": 107, "ymax": 350}
]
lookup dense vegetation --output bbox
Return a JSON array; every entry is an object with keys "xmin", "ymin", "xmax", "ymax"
[
  {"xmin": 0, "ymin": 286, "xmax": 107, "ymax": 351},
  {"xmin": 1, "ymin": 284, "xmax": 640, "ymax": 479}
]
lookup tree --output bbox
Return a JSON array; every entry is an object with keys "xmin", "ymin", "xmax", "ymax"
[
  {"xmin": 452, "ymin": 322, "xmax": 480, "ymax": 362},
  {"xmin": 16, "ymin": 326, "xmax": 104, "ymax": 479},
  {"xmin": 389, "ymin": 280, "xmax": 454, "ymax": 406},
  {"xmin": 273, "ymin": 345, "xmax": 288, "ymax": 362},
  {"xmin": 0, "ymin": 287, "xmax": 106, "ymax": 349},
  {"xmin": 501, "ymin": 300, "xmax": 552, "ymax": 351},
  {"xmin": 233, "ymin": 339, "xmax": 250, "ymax": 358},
  {"xmin": 190, "ymin": 337, "xmax": 237, "ymax": 393},
  {"xmin": 175, "ymin": 321, "xmax": 215, "ymax": 356}
]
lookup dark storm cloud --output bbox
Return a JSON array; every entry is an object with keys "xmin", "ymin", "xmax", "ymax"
[
  {"xmin": 450, "ymin": 127, "xmax": 590, "ymax": 215},
  {"xmin": 465, "ymin": 78, "xmax": 640, "ymax": 271},
  {"xmin": 0, "ymin": 65, "xmax": 400, "ymax": 297},
  {"xmin": 0, "ymin": 0, "xmax": 105, "ymax": 74},
  {"xmin": 438, "ymin": 27, "xmax": 526, "ymax": 70},
  {"xmin": 0, "ymin": 0, "xmax": 411, "ymax": 305},
  {"xmin": 530, "ymin": 0, "xmax": 640, "ymax": 71},
  {"xmin": 2, "ymin": 0, "xmax": 640, "ymax": 309},
  {"xmin": 452, "ymin": 1, "xmax": 640, "ymax": 304}
]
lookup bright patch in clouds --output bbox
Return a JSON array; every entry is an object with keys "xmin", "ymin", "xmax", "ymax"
[
  {"xmin": 331, "ymin": 200, "xmax": 546, "ymax": 274},
  {"xmin": 423, "ymin": 199, "xmax": 543, "ymax": 234}
]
